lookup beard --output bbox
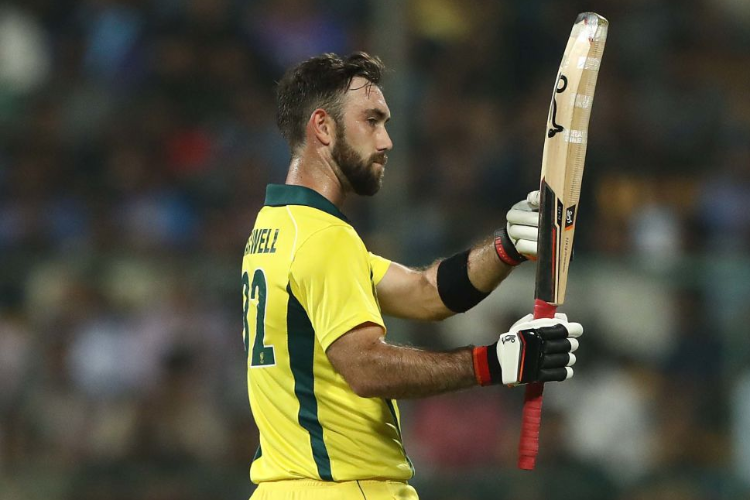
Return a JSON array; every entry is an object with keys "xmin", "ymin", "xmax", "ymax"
[{"xmin": 331, "ymin": 127, "xmax": 386, "ymax": 196}]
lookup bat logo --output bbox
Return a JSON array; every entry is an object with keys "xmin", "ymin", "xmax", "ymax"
[
  {"xmin": 501, "ymin": 334, "xmax": 516, "ymax": 345},
  {"xmin": 565, "ymin": 206, "xmax": 577, "ymax": 228},
  {"xmin": 547, "ymin": 74, "xmax": 568, "ymax": 138}
]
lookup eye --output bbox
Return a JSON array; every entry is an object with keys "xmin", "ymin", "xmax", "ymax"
[{"xmin": 367, "ymin": 118, "xmax": 378, "ymax": 127}]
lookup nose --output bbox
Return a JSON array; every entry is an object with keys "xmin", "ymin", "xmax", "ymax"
[{"xmin": 378, "ymin": 128, "xmax": 393, "ymax": 152}]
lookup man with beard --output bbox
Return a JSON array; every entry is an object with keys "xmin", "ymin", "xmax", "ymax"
[{"xmin": 242, "ymin": 52, "xmax": 584, "ymax": 499}]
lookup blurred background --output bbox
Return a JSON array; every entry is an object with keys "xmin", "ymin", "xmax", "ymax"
[{"xmin": 1, "ymin": 0, "xmax": 749, "ymax": 498}]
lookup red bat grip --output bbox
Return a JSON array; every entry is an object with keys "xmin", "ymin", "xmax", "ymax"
[{"xmin": 518, "ymin": 299, "xmax": 558, "ymax": 470}]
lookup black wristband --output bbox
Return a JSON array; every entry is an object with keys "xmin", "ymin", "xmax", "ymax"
[{"xmin": 436, "ymin": 249, "xmax": 490, "ymax": 313}]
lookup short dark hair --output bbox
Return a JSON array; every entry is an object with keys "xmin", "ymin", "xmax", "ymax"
[{"xmin": 276, "ymin": 52, "xmax": 385, "ymax": 152}]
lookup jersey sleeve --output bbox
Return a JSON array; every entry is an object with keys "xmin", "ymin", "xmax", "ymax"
[
  {"xmin": 368, "ymin": 252, "xmax": 391, "ymax": 286},
  {"xmin": 290, "ymin": 225, "xmax": 386, "ymax": 351}
]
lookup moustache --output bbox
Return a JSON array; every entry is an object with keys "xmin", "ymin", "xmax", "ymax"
[{"xmin": 370, "ymin": 154, "xmax": 388, "ymax": 166}]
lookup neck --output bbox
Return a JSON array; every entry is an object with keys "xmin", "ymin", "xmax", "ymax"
[{"xmin": 285, "ymin": 150, "xmax": 348, "ymax": 209}]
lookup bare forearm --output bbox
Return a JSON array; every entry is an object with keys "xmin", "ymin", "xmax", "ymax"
[
  {"xmin": 466, "ymin": 235, "xmax": 514, "ymax": 292},
  {"xmin": 377, "ymin": 236, "xmax": 515, "ymax": 321},
  {"xmin": 329, "ymin": 329, "xmax": 477, "ymax": 399},
  {"xmin": 423, "ymin": 236, "xmax": 514, "ymax": 296},
  {"xmin": 358, "ymin": 341, "xmax": 475, "ymax": 399}
]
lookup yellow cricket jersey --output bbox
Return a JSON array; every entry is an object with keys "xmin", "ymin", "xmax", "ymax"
[{"xmin": 241, "ymin": 184, "xmax": 414, "ymax": 483}]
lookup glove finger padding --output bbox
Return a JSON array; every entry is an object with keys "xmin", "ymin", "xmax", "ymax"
[
  {"xmin": 507, "ymin": 224, "xmax": 538, "ymax": 242},
  {"xmin": 534, "ymin": 324, "xmax": 569, "ymax": 341},
  {"xmin": 517, "ymin": 319, "xmax": 583, "ymax": 339},
  {"xmin": 506, "ymin": 208, "xmax": 539, "ymax": 226},
  {"xmin": 527, "ymin": 190, "xmax": 540, "ymax": 208},
  {"xmin": 564, "ymin": 322, "xmax": 584, "ymax": 338},
  {"xmin": 543, "ymin": 339, "xmax": 574, "ymax": 354},
  {"xmin": 515, "ymin": 240, "xmax": 538, "ymax": 257},
  {"xmin": 539, "ymin": 367, "xmax": 573, "ymax": 382},
  {"xmin": 541, "ymin": 353, "xmax": 571, "ymax": 369}
]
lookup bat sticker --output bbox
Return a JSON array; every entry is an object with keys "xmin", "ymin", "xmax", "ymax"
[
  {"xmin": 547, "ymin": 74, "xmax": 568, "ymax": 138},
  {"xmin": 565, "ymin": 205, "xmax": 576, "ymax": 229}
]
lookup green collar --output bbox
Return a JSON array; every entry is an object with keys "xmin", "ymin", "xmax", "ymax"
[{"xmin": 264, "ymin": 184, "xmax": 349, "ymax": 223}]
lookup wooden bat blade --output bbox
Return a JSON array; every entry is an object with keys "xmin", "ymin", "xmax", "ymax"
[
  {"xmin": 519, "ymin": 12, "xmax": 608, "ymax": 471},
  {"xmin": 536, "ymin": 12, "xmax": 608, "ymax": 306}
]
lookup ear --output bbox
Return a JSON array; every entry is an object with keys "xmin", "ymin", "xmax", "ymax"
[{"xmin": 308, "ymin": 109, "xmax": 335, "ymax": 146}]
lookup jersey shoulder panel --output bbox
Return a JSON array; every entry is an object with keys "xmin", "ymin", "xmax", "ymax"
[
  {"xmin": 289, "ymin": 221, "xmax": 385, "ymax": 351},
  {"xmin": 368, "ymin": 252, "xmax": 392, "ymax": 286}
]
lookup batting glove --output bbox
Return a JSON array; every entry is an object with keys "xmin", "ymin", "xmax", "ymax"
[
  {"xmin": 494, "ymin": 191, "xmax": 540, "ymax": 266},
  {"xmin": 472, "ymin": 313, "xmax": 583, "ymax": 386}
]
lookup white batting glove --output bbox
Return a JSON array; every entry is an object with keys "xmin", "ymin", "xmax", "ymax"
[
  {"xmin": 507, "ymin": 190, "xmax": 540, "ymax": 257},
  {"xmin": 494, "ymin": 191, "xmax": 540, "ymax": 266},
  {"xmin": 472, "ymin": 313, "xmax": 583, "ymax": 386}
]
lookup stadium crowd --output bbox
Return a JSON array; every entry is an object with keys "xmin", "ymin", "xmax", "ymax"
[{"xmin": 0, "ymin": 0, "xmax": 749, "ymax": 498}]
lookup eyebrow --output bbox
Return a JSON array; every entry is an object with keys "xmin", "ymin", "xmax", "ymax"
[{"xmin": 364, "ymin": 108, "xmax": 391, "ymax": 122}]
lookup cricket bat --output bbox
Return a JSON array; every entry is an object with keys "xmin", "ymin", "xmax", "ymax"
[{"xmin": 517, "ymin": 12, "xmax": 609, "ymax": 471}]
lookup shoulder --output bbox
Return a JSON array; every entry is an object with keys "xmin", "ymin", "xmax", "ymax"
[
  {"xmin": 290, "ymin": 222, "xmax": 372, "ymax": 281},
  {"xmin": 296, "ymin": 219, "xmax": 366, "ymax": 256}
]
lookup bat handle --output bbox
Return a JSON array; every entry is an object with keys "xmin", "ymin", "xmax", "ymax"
[{"xmin": 517, "ymin": 298, "xmax": 558, "ymax": 470}]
